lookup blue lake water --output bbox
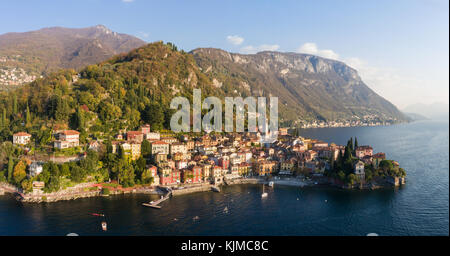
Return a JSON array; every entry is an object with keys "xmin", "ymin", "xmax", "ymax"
[{"xmin": 0, "ymin": 120, "xmax": 448, "ymax": 235}]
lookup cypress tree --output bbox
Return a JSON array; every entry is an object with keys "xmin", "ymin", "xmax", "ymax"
[
  {"xmin": 7, "ymin": 157, "xmax": 14, "ymax": 183},
  {"xmin": 354, "ymin": 137, "xmax": 358, "ymax": 150},
  {"xmin": 26, "ymin": 104, "xmax": 31, "ymax": 126},
  {"xmin": 13, "ymin": 95, "xmax": 17, "ymax": 115}
]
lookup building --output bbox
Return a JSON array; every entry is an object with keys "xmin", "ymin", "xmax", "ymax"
[
  {"xmin": 254, "ymin": 160, "xmax": 277, "ymax": 176},
  {"xmin": 127, "ymin": 131, "xmax": 144, "ymax": 143},
  {"xmin": 28, "ymin": 162, "xmax": 43, "ymax": 177},
  {"xmin": 140, "ymin": 124, "xmax": 151, "ymax": 135},
  {"xmin": 161, "ymin": 137, "xmax": 177, "ymax": 144},
  {"xmin": 159, "ymin": 167, "xmax": 181, "ymax": 185},
  {"xmin": 372, "ymin": 152, "xmax": 386, "ymax": 168},
  {"xmin": 145, "ymin": 165, "xmax": 159, "ymax": 185},
  {"xmin": 88, "ymin": 140, "xmax": 101, "ymax": 152},
  {"xmin": 186, "ymin": 140, "xmax": 195, "ymax": 151},
  {"xmin": 32, "ymin": 181, "xmax": 45, "ymax": 194},
  {"xmin": 146, "ymin": 132, "xmax": 161, "ymax": 141},
  {"xmin": 354, "ymin": 160, "xmax": 365, "ymax": 181},
  {"xmin": 13, "ymin": 132, "xmax": 31, "ymax": 145},
  {"xmin": 279, "ymin": 128, "xmax": 288, "ymax": 136},
  {"xmin": 54, "ymin": 130, "xmax": 80, "ymax": 149},
  {"xmin": 170, "ymin": 142, "xmax": 187, "ymax": 155},
  {"xmin": 154, "ymin": 153, "xmax": 168, "ymax": 163},
  {"xmin": 182, "ymin": 166, "xmax": 202, "ymax": 183},
  {"xmin": 111, "ymin": 141, "xmax": 141, "ymax": 160},
  {"xmin": 151, "ymin": 141, "xmax": 169, "ymax": 155},
  {"xmin": 280, "ymin": 158, "xmax": 295, "ymax": 175},
  {"xmin": 356, "ymin": 146, "xmax": 373, "ymax": 159}
]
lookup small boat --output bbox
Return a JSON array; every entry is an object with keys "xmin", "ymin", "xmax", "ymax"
[
  {"xmin": 193, "ymin": 216, "xmax": 200, "ymax": 221},
  {"xmin": 101, "ymin": 221, "xmax": 107, "ymax": 231},
  {"xmin": 223, "ymin": 207, "xmax": 229, "ymax": 213},
  {"xmin": 268, "ymin": 181, "xmax": 274, "ymax": 187},
  {"xmin": 261, "ymin": 185, "xmax": 268, "ymax": 198}
]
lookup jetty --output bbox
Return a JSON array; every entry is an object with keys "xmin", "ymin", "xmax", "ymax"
[{"xmin": 142, "ymin": 187, "xmax": 172, "ymax": 209}]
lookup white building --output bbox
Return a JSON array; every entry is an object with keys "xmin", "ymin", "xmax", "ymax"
[
  {"xmin": 354, "ymin": 160, "xmax": 365, "ymax": 181},
  {"xmin": 54, "ymin": 130, "xmax": 80, "ymax": 149},
  {"xmin": 13, "ymin": 132, "xmax": 32, "ymax": 145},
  {"xmin": 29, "ymin": 162, "xmax": 43, "ymax": 177}
]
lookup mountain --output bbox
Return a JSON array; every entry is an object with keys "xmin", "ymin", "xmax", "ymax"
[
  {"xmin": 0, "ymin": 42, "xmax": 220, "ymax": 140},
  {"xmin": 0, "ymin": 42, "xmax": 409, "ymax": 137},
  {"xmin": 0, "ymin": 25, "xmax": 146, "ymax": 89},
  {"xmin": 190, "ymin": 48, "xmax": 408, "ymax": 125},
  {"xmin": 403, "ymin": 102, "xmax": 449, "ymax": 120},
  {"xmin": 403, "ymin": 112, "xmax": 428, "ymax": 121}
]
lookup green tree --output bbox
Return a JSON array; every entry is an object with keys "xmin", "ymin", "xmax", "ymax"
[
  {"xmin": 25, "ymin": 104, "xmax": 32, "ymax": 126},
  {"xmin": 46, "ymin": 176, "xmax": 61, "ymax": 192},
  {"xmin": 143, "ymin": 103, "xmax": 164, "ymax": 130},
  {"xmin": 141, "ymin": 140, "xmax": 151, "ymax": 157},
  {"xmin": 7, "ymin": 157, "xmax": 14, "ymax": 183}
]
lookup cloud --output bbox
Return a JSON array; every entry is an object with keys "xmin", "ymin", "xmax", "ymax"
[
  {"xmin": 295, "ymin": 42, "xmax": 447, "ymax": 108},
  {"xmin": 226, "ymin": 35, "xmax": 244, "ymax": 45},
  {"xmin": 297, "ymin": 42, "xmax": 339, "ymax": 60},
  {"xmin": 122, "ymin": 0, "xmax": 134, "ymax": 3},
  {"xmin": 240, "ymin": 44, "xmax": 280, "ymax": 54},
  {"xmin": 136, "ymin": 31, "xmax": 149, "ymax": 40}
]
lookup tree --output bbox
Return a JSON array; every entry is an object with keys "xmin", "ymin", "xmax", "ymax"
[
  {"xmin": 21, "ymin": 179, "xmax": 33, "ymax": 192},
  {"xmin": 141, "ymin": 140, "xmax": 151, "ymax": 157},
  {"xmin": 379, "ymin": 160, "xmax": 394, "ymax": 172},
  {"xmin": 13, "ymin": 160, "xmax": 27, "ymax": 185},
  {"xmin": 70, "ymin": 165, "xmax": 86, "ymax": 183},
  {"xmin": 71, "ymin": 107, "xmax": 85, "ymax": 131},
  {"xmin": 54, "ymin": 97, "xmax": 71, "ymax": 121},
  {"xmin": 60, "ymin": 164, "xmax": 70, "ymax": 177},
  {"xmin": 7, "ymin": 157, "xmax": 14, "ymax": 182},
  {"xmin": 13, "ymin": 94, "xmax": 17, "ymax": 115},
  {"xmin": 347, "ymin": 173, "xmax": 357, "ymax": 186},
  {"xmin": 347, "ymin": 138, "xmax": 353, "ymax": 153},
  {"xmin": 25, "ymin": 104, "xmax": 32, "ymax": 126},
  {"xmin": 337, "ymin": 171, "xmax": 346, "ymax": 181},
  {"xmin": 354, "ymin": 137, "xmax": 358, "ymax": 150},
  {"xmin": 46, "ymin": 176, "xmax": 61, "ymax": 192},
  {"xmin": 143, "ymin": 103, "xmax": 164, "ymax": 131}
]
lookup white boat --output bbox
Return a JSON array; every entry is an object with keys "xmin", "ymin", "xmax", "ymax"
[
  {"xmin": 268, "ymin": 181, "xmax": 274, "ymax": 187},
  {"xmin": 101, "ymin": 221, "xmax": 107, "ymax": 231},
  {"xmin": 261, "ymin": 185, "xmax": 268, "ymax": 198}
]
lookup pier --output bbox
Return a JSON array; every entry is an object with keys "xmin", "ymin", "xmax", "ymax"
[{"xmin": 142, "ymin": 187, "xmax": 172, "ymax": 209}]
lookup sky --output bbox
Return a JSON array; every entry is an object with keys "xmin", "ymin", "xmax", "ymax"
[{"xmin": 0, "ymin": 0, "xmax": 448, "ymax": 109}]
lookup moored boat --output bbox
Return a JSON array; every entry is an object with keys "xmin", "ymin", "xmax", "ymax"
[{"xmin": 101, "ymin": 221, "xmax": 107, "ymax": 231}]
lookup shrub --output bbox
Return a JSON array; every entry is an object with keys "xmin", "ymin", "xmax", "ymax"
[{"xmin": 102, "ymin": 187, "xmax": 110, "ymax": 195}]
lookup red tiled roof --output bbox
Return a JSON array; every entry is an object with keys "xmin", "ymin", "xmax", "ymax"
[
  {"xmin": 13, "ymin": 132, "xmax": 31, "ymax": 137},
  {"xmin": 61, "ymin": 130, "xmax": 80, "ymax": 135},
  {"xmin": 127, "ymin": 131, "xmax": 143, "ymax": 136},
  {"xmin": 152, "ymin": 141, "xmax": 168, "ymax": 145}
]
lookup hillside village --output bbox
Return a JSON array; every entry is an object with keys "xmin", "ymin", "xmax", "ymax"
[{"xmin": 1, "ymin": 124, "xmax": 406, "ymax": 201}]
